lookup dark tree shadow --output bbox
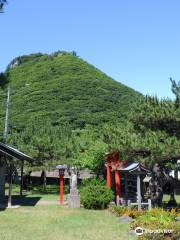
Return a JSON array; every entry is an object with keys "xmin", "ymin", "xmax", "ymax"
[{"xmin": 0, "ymin": 195, "xmax": 41, "ymax": 210}]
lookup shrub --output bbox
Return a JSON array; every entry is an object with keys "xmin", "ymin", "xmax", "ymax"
[
  {"xmin": 110, "ymin": 206, "xmax": 180, "ymax": 239},
  {"xmin": 80, "ymin": 178, "xmax": 114, "ymax": 209},
  {"xmin": 130, "ymin": 208, "xmax": 180, "ymax": 240}
]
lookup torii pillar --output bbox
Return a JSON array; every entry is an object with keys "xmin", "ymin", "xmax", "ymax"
[
  {"xmin": 106, "ymin": 157, "xmax": 111, "ymax": 189},
  {"xmin": 114, "ymin": 156, "xmax": 121, "ymax": 205},
  {"xmin": 106, "ymin": 151, "xmax": 121, "ymax": 205}
]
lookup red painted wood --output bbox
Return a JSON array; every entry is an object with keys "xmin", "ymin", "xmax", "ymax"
[
  {"xmin": 106, "ymin": 151, "xmax": 122, "ymax": 204},
  {"xmin": 106, "ymin": 159, "xmax": 111, "ymax": 189},
  {"xmin": 59, "ymin": 174, "xmax": 64, "ymax": 204},
  {"xmin": 114, "ymin": 157, "xmax": 121, "ymax": 204}
]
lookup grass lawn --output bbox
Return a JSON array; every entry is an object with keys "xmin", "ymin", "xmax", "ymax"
[
  {"xmin": 0, "ymin": 205, "xmax": 136, "ymax": 240},
  {"xmin": 2, "ymin": 184, "xmax": 178, "ymax": 240},
  {"xmin": 5, "ymin": 184, "xmax": 60, "ymax": 201},
  {"xmin": 163, "ymin": 194, "xmax": 180, "ymax": 204}
]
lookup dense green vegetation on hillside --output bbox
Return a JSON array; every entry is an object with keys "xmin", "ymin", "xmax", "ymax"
[
  {"xmin": 1, "ymin": 52, "xmax": 141, "ymax": 133},
  {"xmin": 71, "ymin": 97, "xmax": 180, "ymax": 172},
  {"xmin": 100, "ymin": 97, "xmax": 180, "ymax": 168},
  {"xmin": 0, "ymin": 51, "xmax": 179, "ymax": 174},
  {"xmin": 0, "ymin": 51, "xmax": 141, "ymax": 167}
]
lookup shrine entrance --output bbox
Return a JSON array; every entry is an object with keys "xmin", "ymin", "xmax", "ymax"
[
  {"xmin": 105, "ymin": 151, "xmax": 151, "ymax": 209},
  {"xmin": 105, "ymin": 151, "xmax": 126, "ymax": 204}
]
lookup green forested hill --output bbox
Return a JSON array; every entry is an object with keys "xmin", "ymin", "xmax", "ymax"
[
  {"xmin": 0, "ymin": 51, "xmax": 143, "ymax": 167},
  {"xmin": 0, "ymin": 51, "xmax": 141, "ymax": 134}
]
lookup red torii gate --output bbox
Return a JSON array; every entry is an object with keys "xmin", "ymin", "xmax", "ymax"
[{"xmin": 106, "ymin": 151, "xmax": 126, "ymax": 205}]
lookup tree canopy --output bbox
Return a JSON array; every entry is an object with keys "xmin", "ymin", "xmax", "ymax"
[
  {"xmin": 0, "ymin": 52, "xmax": 180, "ymax": 174},
  {"xmin": 0, "ymin": 0, "xmax": 7, "ymax": 12},
  {"xmin": 71, "ymin": 82, "xmax": 180, "ymax": 172}
]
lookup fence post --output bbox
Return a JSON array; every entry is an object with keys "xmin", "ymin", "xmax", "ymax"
[
  {"xmin": 137, "ymin": 174, "xmax": 141, "ymax": 210},
  {"xmin": 127, "ymin": 200, "xmax": 131, "ymax": 209},
  {"xmin": 148, "ymin": 199, "xmax": 152, "ymax": 211}
]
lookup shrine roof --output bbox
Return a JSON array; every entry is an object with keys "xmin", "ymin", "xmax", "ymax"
[
  {"xmin": 0, "ymin": 142, "xmax": 33, "ymax": 162},
  {"xmin": 118, "ymin": 162, "xmax": 150, "ymax": 173}
]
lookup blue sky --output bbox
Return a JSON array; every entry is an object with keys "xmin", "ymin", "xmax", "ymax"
[{"xmin": 1, "ymin": 0, "xmax": 180, "ymax": 98}]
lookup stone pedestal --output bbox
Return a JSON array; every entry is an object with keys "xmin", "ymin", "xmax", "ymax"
[{"xmin": 67, "ymin": 189, "xmax": 80, "ymax": 208}]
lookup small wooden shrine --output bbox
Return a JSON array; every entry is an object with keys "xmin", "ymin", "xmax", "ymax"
[
  {"xmin": 105, "ymin": 151, "xmax": 151, "ymax": 209},
  {"xmin": 0, "ymin": 142, "xmax": 33, "ymax": 206}
]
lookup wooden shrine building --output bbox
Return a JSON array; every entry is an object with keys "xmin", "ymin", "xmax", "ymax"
[
  {"xmin": 106, "ymin": 151, "xmax": 151, "ymax": 209},
  {"xmin": 0, "ymin": 142, "xmax": 33, "ymax": 206}
]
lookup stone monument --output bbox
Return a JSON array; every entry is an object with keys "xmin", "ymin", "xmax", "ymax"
[{"xmin": 67, "ymin": 168, "xmax": 80, "ymax": 208}]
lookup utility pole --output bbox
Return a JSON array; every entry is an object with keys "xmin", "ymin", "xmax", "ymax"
[
  {"xmin": 3, "ymin": 85, "xmax": 10, "ymax": 141},
  {"xmin": 3, "ymin": 85, "xmax": 12, "ymax": 207},
  {"xmin": 0, "ymin": 85, "xmax": 10, "ymax": 204}
]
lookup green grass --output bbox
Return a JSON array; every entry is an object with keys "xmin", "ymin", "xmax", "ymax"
[
  {"xmin": 5, "ymin": 184, "xmax": 65, "ymax": 201},
  {"xmin": 163, "ymin": 194, "xmax": 180, "ymax": 203},
  {"xmin": 0, "ymin": 206, "xmax": 136, "ymax": 240}
]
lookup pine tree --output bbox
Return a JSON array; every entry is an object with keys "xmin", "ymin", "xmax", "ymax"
[{"xmin": 0, "ymin": 0, "xmax": 7, "ymax": 12}]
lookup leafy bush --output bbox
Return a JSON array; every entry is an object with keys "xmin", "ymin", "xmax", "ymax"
[
  {"xmin": 80, "ymin": 178, "xmax": 114, "ymax": 209},
  {"xmin": 130, "ymin": 208, "xmax": 180, "ymax": 240},
  {"xmin": 110, "ymin": 206, "xmax": 180, "ymax": 239}
]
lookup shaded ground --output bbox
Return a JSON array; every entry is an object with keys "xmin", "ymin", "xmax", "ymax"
[
  {"xmin": 0, "ymin": 195, "xmax": 65, "ymax": 210},
  {"xmin": 5, "ymin": 195, "xmax": 41, "ymax": 206}
]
